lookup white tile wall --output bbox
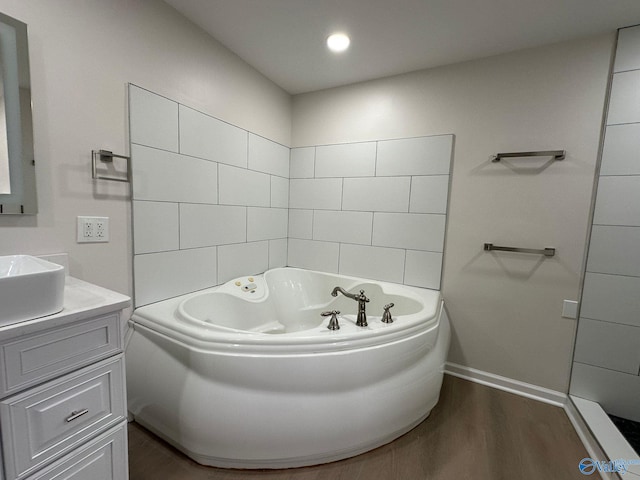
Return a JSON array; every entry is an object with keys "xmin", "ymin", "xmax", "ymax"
[
  {"xmin": 269, "ymin": 239, "xmax": 288, "ymax": 269},
  {"xmin": 290, "ymin": 147, "xmax": 315, "ymax": 178},
  {"xmin": 574, "ymin": 318, "xmax": 640, "ymax": 374},
  {"xmin": 315, "ymin": 142, "xmax": 376, "ymax": 178},
  {"xmin": 593, "ymin": 176, "xmax": 640, "ymax": 226},
  {"xmin": 342, "ymin": 177, "xmax": 411, "ymax": 212},
  {"xmin": 313, "ymin": 210, "xmax": 373, "ymax": 245},
  {"xmin": 600, "ymin": 124, "xmax": 640, "ymax": 175},
  {"xmin": 409, "ymin": 176, "xmax": 450, "ymax": 214},
  {"xmin": 219, "ymin": 164, "xmax": 271, "ymax": 207},
  {"xmin": 581, "ymin": 274, "xmax": 640, "ymax": 328},
  {"xmin": 134, "ymin": 247, "xmax": 217, "ymax": 306},
  {"xmin": 180, "ymin": 204, "xmax": 246, "ymax": 249},
  {"xmin": 129, "ymin": 86, "xmax": 178, "ymax": 152},
  {"xmin": 573, "ymin": 27, "xmax": 640, "ymax": 412},
  {"xmin": 247, "ymin": 207, "xmax": 288, "ymax": 241},
  {"xmin": 288, "ymin": 239, "xmax": 339, "ymax": 273},
  {"xmin": 133, "ymin": 201, "xmax": 179, "ymax": 254},
  {"xmin": 607, "ymin": 70, "xmax": 640, "ymax": 125},
  {"xmin": 130, "ymin": 84, "xmax": 290, "ymax": 307},
  {"xmin": 131, "ymin": 144, "xmax": 218, "ymax": 204},
  {"xmin": 288, "ymin": 134, "xmax": 453, "ymax": 290},
  {"xmin": 179, "ymin": 105, "xmax": 247, "ymax": 168},
  {"xmin": 271, "ymin": 176, "xmax": 289, "ymax": 208},
  {"xmin": 376, "ymin": 136, "xmax": 453, "ymax": 176},
  {"xmin": 614, "ymin": 26, "xmax": 640, "ymax": 73},
  {"xmin": 131, "ymin": 87, "xmax": 453, "ymax": 305},
  {"xmin": 338, "ymin": 244, "xmax": 405, "ymax": 284},
  {"xmin": 404, "ymin": 251, "xmax": 443, "ymax": 289},
  {"xmin": 373, "ymin": 213, "xmax": 446, "ymax": 252},
  {"xmin": 587, "ymin": 225, "xmax": 640, "ymax": 277},
  {"xmin": 288, "ymin": 209, "xmax": 313, "ymax": 239},
  {"xmin": 289, "ymin": 178, "xmax": 343, "ymax": 210},
  {"xmin": 218, "ymin": 241, "xmax": 269, "ymax": 283},
  {"xmin": 248, "ymin": 134, "xmax": 290, "ymax": 177}
]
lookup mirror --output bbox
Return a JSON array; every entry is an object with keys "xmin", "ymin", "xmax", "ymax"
[{"xmin": 0, "ymin": 11, "xmax": 35, "ymax": 214}]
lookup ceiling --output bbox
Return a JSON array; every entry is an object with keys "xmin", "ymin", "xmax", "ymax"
[{"xmin": 163, "ymin": 0, "xmax": 640, "ymax": 95}]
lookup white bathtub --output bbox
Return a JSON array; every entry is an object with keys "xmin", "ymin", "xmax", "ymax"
[{"xmin": 126, "ymin": 267, "xmax": 450, "ymax": 469}]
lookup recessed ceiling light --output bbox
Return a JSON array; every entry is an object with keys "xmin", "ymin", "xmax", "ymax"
[{"xmin": 327, "ymin": 33, "xmax": 350, "ymax": 53}]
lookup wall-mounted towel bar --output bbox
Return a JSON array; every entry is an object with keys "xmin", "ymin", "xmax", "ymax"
[
  {"xmin": 91, "ymin": 150, "xmax": 131, "ymax": 182},
  {"xmin": 491, "ymin": 150, "xmax": 565, "ymax": 162},
  {"xmin": 484, "ymin": 243, "xmax": 556, "ymax": 257}
]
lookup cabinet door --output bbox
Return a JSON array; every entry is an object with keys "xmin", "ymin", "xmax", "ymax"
[
  {"xmin": 0, "ymin": 356, "xmax": 126, "ymax": 480},
  {"xmin": 27, "ymin": 422, "xmax": 128, "ymax": 480},
  {"xmin": 0, "ymin": 313, "xmax": 121, "ymax": 397}
]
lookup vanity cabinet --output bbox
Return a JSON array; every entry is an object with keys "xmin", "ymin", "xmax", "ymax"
[{"xmin": 0, "ymin": 277, "xmax": 130, "ymax": 480}]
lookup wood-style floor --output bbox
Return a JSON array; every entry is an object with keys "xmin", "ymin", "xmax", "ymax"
[{"xmin": 128, "ymin": 375, "xmax": 589, "ymax": 480}]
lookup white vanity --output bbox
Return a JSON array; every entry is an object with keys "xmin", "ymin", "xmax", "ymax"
[{"xmin": 0, "ymin": 272, "xmax": 130, "ymax": 480}]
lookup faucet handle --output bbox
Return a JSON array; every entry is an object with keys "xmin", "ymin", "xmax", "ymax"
[
  {"xmin": 321, "ymin": 310, "xmax": 341, "ymax": 330},
  {"xmin": 357, "ymin": 290, "xmax": 370, "ymax": 303},
  {"xmin": 381, "ymin": 303, "xmax": 395, "ymax": 323}
]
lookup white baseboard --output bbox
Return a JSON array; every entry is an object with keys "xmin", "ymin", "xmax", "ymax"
[{"xmin": 444, "ymin": 362, "xmax": 567, "ymax": 407}]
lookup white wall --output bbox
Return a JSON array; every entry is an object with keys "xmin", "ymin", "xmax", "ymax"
[
  {"xmin": 570, "ymin": 26, "xmax": 640, "ymax": 421},
  {"xmin": 292, "ymin": 35, "xmax": 614, "ymax": 392},
  {"xmin": 0, "ymin": 0, "xmax": 291, "ymax": 304}
]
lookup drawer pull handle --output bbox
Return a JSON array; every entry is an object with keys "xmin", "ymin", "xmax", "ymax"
[{"xmin": 65, "ymin": 409, "xmax": 89, "ymax": 422}]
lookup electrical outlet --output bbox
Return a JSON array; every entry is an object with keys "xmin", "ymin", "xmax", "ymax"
[{"xmin": 77, "ymin": 216, "xmax": 109, "ymax": 243}]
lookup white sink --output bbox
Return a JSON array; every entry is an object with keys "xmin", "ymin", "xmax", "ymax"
[{"xmin": 0, "ymin": 255, "xmax": 65, "ymax": 327}]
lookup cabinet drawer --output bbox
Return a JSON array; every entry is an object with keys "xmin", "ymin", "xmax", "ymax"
[
  {"xmin": 0, "ymin": 356, "xmax": 126, "ymax": 480},
  {"xmin": 0, "ymin": 313, "xmax": 121, "ymax": 398},
  {"xmin": 27, "ymin": 421, "xmax": 128, "ymax": 480}
]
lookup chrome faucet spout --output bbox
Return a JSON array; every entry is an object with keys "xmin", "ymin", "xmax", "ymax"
[{"xmin": 330, "ymin": 286, "xmax": 370, "ymax": 327}]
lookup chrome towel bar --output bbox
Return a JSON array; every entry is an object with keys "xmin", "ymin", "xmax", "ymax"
[
  {"xmin": 484, "ymin": 243, "xmax": 556, "ymax": 257},
  {"xmin": 491, "ymin": 150, "xmax": 565, "ymax": 162},
  {"xmin": 91, "ymin": 149, "xmax": 131, "ymax": 182}
]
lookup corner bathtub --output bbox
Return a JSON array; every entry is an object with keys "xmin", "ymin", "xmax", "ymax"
[{"xmin": 126, "ymin": 267, "xmax": 450, "ymax": 469}]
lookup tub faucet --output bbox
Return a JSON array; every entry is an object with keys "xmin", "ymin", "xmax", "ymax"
[{"xmin": 331, "ymin": 287, "xmax": 370, "ymax": 327}]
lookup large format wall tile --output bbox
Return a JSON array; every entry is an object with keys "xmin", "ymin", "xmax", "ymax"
[
  {"xmin": 180, "ymin": 204, "xmax": 246, "ymax": 249},
  {"xmin": 342, "ymin": 177, "xmax": 410, "ymax": 212},
  {"xmin": 614, "ymin": 25, "xmax": 640, "ymax": 73},
  {"xmin": 288, "ymin": 209, "xmax": 313, "ymax": 239},
  {"xmin": 581, "ymin": 273, "xmax": 640, "ymax": 328},
  {"xmin": 289, "ymin": 178, "xmax": 343, "ymax": 210},
  {"xmin": 129, "ymin": 85, "xmax": 178, "ymax": 152},
  {"xmin": 133, "ymin": 201, "xmax": 179, "ymax": 254},
  {"xmin": 131, "ymin": 144, "xmax": 218, "ymax": 204},
  {"xmin": 404, "ymin": 250, "xmax": 443, "ymax": 289},
  {"xmin": 574, "ymin": 318, "xmax": 640, "ymax": 374},
  {"xmin": 247, "ymin": 207, "xmax": 288, "ymax": 241},
  {"xmin": 315, "ymin": 142, "xmax": 376, "ymax": 178},
  {"xmin": 587, "ymin": 225, "xmax": 640, "ymax": 277},
  {"xmin": 248, "ymin": 134, "xmax": 290, "ymax": 177},
  {"xmin": 600, "ymin": 124, "xmax": 640, "ymax": 176},
  {"xmin": 271, "ymin": 176, "xmax": 289, "ymax": 208},
  {"xmin": 593, "ymin": 176, "xmax": 640, "ymax": 226},
  {"xmin": 376, "ymin": 135, "xmax": 453, "ymax": 176},
  {"xmin": 288, "ymin": 239, "xmax": 339, "ymax": 273},
  {"xmin": 313, "ymin": 210, "xmax": 373, "ymax": 245},
  {"xmin": 218, "ymin": 241, "xmax": 269, "ymax": 283},
  {"xmin": 409, "ymin": 176, "xmax": 450, "ymax": 214},
  {"xmin": 290, "ymin": 147, "xmax": 315, "ymax": 178},
  {"xmin": 179, "ymin": 105, "xmax": 247, "ymax": 168},
  {"xmin": 218, "ymin": 164, "xmax": 271, "ymax": 207},
  {"xmin": 134, "ymin": 247, "xmax": 217, "ymax": 307},
  {"xmin": 269, "ymin": 239, "xmax": 288, "ymax": 269},
  {"xmin": 338, "ymin": 244, "xmax": 405, "ymax": 284},
  {"xmin": 372, "ymin": 213, "xmax": 446, "ymax": 252},
  {"xmin": 607, "ymin": 70, "xmax": 640, "ymax": 125}
]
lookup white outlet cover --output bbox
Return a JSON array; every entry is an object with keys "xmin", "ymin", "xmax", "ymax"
[
  {"xmin": 562, "ymin": 300, "xmax": 578, "ymax": 319},
  {"xmin": 77, "ymin": 216, "xmax": 109, "ymax": 243}
]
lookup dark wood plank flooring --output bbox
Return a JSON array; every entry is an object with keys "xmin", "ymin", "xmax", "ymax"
[{"xmin": 128, "ymin": 375, "xmax": 589, "ymax": 480}]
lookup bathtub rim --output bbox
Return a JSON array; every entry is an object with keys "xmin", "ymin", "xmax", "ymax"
[{"xmin": 130, "ymin": 267, "xmax": 442, "ymax": 354}]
